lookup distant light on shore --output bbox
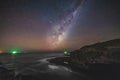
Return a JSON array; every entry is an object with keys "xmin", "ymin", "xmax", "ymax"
[
  {"xmin": 12, "ymin": 51, "xmax": 17, "ymax": 54},
  {"xmin": 9, "ymin": 49, "xmax": 23, "ymax": 55},
  {"xmin": 64, "ymin": 50, "xmax": 70, "ymax": 55},
  {"xmin": 0, "ymin": 50, "xmax": 3, "ymax": 54}
]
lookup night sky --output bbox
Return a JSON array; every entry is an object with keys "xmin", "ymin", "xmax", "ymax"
[{"xmin": 0, "ymin": 0, "xmax": 120, "ymax": 51}]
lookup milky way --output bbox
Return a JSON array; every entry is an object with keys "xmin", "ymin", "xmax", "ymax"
[
  {"xmin": 48, "ymin": 1, "xmax": 83, "ymax": 49},
  {"xmin": 1, "ymin": 0, "xmax": 120, "ymax": 51}
]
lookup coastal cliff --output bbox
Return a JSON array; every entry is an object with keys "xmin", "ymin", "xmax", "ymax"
[{"xmin": 70, "ymin": 39, "xmax": 120, "ymax": 64}]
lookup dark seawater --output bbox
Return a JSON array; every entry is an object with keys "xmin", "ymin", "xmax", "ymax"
[{"xmin": 0, "ymin": 53, "xmax": 120, "ymax": 80}]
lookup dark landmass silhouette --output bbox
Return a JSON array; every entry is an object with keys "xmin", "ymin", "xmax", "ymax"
[{"xmin": 70, "ymin": 39, "xmax": 120, "ymax": 64}]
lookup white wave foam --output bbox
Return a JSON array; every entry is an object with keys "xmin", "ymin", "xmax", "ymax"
[{"xmin": 48, "ymin": 65, "xmax": 59, "ymax": 70}]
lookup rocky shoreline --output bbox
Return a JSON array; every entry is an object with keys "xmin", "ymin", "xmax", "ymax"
[{"xmin": 49, "ymin": 56, "xmax": 120, "ymax": 80}]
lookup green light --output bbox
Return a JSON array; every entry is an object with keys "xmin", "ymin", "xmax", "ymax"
[
  {"xmin": 6, "ymin": 49, "xmax": 23, "ymax": 55},
  {"xmin": 8, "ymin": 49, "xmax": 23, "ymax": 55},
  {"xmin": 64, "ymin": 51, "xmax": 67, "ymax": 54},
  {"xmin": 12, "ymin": 51, "xmax": 17, "ymax": 54},
  {"xmin": 64, "ymin": 50, "xmax": 70, "ymax": 56}
]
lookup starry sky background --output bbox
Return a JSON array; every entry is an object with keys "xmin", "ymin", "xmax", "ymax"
[{"xmin": 0, "ymin": 0, "xmax": 120, "ymax": 51}]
